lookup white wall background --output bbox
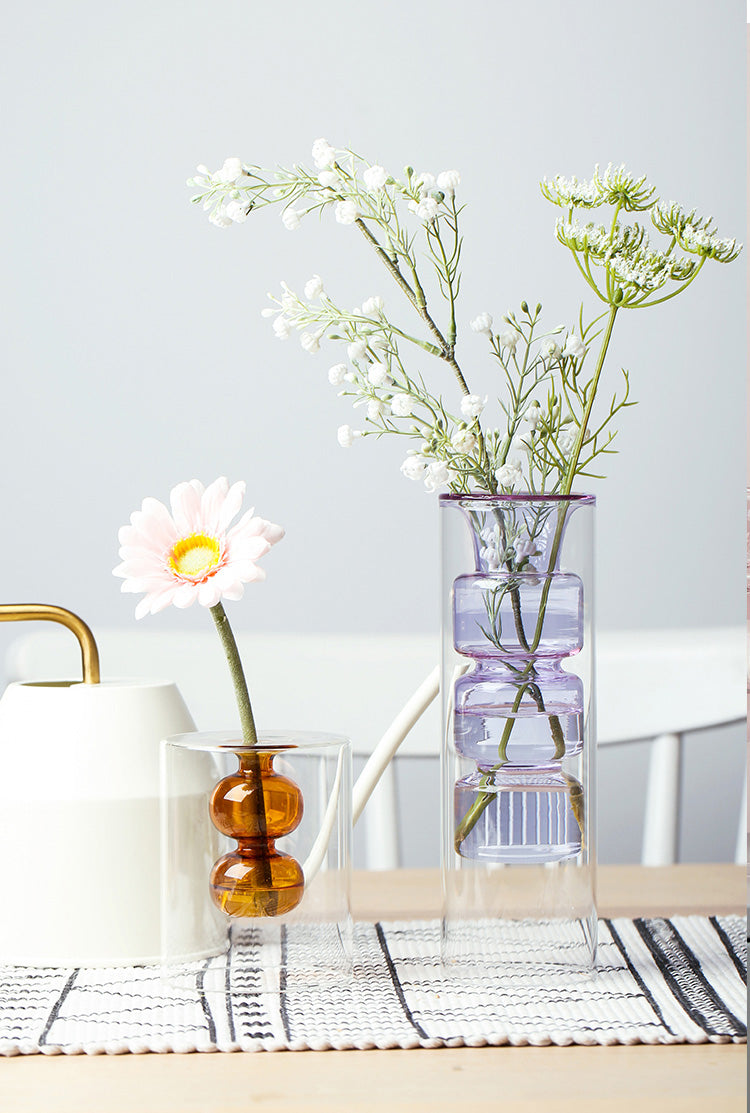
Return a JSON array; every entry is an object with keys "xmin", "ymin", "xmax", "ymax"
[{"xmin": 0, "ymin": 0, "xmax": 745, "ymax": 864}]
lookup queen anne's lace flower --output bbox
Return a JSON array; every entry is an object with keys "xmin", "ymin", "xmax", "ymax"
[{"xmin": 114, "ymin": 478, "xmax": 283, "ymax": 619}]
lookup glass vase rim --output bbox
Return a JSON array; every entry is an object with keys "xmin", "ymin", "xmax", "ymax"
[
  {"xmin": 438, "ymin": 492, "xmax": 596, "ymax": 506},
  {"xmin": 163, "ymin": 729, "xmax": 351, "ymax": 754}
]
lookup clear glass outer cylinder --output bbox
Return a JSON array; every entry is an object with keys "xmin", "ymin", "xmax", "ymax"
[
  {"xmin": 439, "ymin": 494, "xmax": 597, "ymax": 970},
  {"xmin": 160, "ymin": 730, "xmax": 352, "ymax": 993}
]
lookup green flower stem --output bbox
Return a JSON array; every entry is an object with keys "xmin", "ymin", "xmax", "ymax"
[
  {"xmin": 355, "ymin": 214, "xmax": 495, "ymax": 491},
  {"xmin": 210, "ymin": 601, "xmax": 258, "ymax": 746},
  {"xmin": 209, "ymin": 601, "xmax": 274, "ymax": 893}
]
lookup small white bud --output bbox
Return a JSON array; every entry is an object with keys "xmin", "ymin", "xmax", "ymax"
[
  {"xmin": 281, "ymin": 208, "xmax": 301, "ymax": 231},
  {"xmin": 436, "ymin": 170, "xmax": 460, "ymax": 196},
  {"xmin": 390, "ymin": 393, "xmax": 413, "ymax": 417},
  {"xmin": 470, "ymin": 313, "xmax": 494, "ymax": 336},
  {"xmin": 304, "ymin": 274, "xmax": 324, "ymax": 300},
  {"xmin": 368, "ymin": 362, "xmax": 390, "ymax": 387},
  {"xmin": 460, "ymin": 394, "xmax": 486, "ymax": 419},
  {"xmin": 363, "ymin": 164, "xmax": 388, "ymax": 191},
  {"xmin": 335, "ymin": 199, "xmax": 360, "ymax": 224},
  {"xmin": 328, "ymin": 363, "xmax": 347, "ymax": 385},
  {"xmin": 337, "ymin": 424, "xmax": 356, "ymax": 448}
]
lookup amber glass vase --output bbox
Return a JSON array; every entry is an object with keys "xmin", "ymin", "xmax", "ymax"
[
  {"xmin": 161, "ymin": 730, "xmax": 352, "ymax": 979},
  {"xmin": 208, "ymin": 749, "xmax": 305, "ymax": 917}
]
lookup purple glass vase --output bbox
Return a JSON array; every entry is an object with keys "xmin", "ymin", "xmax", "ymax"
[{"xmin": 440, "ymin": 494, "xmax": 596, "ymax": 969}]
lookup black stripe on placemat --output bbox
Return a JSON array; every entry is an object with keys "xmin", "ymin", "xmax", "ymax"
[
  {"xmin": 225, "ymin": 929, "xmax": 236, "ymax": 1044},
  {"xmin": 635, "ymin": 918, "xmax": 745, "ymax": 1038},
  {"xmin": 709, "ymin": 916, "xmax": 747, "ymax": 983},
  {"xmin": 604, "ymin": 920, "xmax": 675, "ymax": 1036},
  {"xmin": 196, "ymin": 959, "xmax": 217, "ymax": 1044},
  {"xmin": 38, "ymin": 969, "xmax": 79, "ymax": 1047},
  {"xmin": 374, "ymin": 923, "xmax": 429, "ymax": 1040},
  {"xmin": 279, "ymin": 925, "xmax": 292, "ymax": 1043}
]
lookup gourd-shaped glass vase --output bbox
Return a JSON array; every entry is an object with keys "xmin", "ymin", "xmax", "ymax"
[
  {"xmin": 440, "ymin": 494, "xmax": 596, "ymax": 969},
  {"xmin": 209, "ymin": 748, "xmax": 305, "ymax": 917}
]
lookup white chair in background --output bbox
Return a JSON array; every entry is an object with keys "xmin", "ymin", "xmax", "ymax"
[
  {"xmin": 595, "ymin": 627, "xmax": 746, "ymax": 866},
  {"xmin": 5, "ymin": 625, "xmax": 746, "ymax": 868}
]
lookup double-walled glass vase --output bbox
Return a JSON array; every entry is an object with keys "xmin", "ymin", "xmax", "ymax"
[{"xmin": 440, "ymin": 494, "xmax": 596, "ymax": 970}]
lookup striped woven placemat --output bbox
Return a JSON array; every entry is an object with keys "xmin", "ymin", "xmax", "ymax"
[{"xmin": 0, "ymin": 915, "xmax": 745, "ymax": 1054}]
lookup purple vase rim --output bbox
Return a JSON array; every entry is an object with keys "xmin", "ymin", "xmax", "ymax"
[{"xmin": 439, "ymin": 492, "xmax": 595, "ymax": 506}]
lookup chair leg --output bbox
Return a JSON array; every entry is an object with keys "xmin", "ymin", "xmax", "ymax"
[
  {"xmin": 364, "ymin": 764, "xmax": 400, "ymax": 870},
  {"xmin": 642, "ymin": 732, "xmax": 682, "ymax": 866}
]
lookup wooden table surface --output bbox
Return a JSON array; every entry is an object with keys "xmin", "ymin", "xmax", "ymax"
[{"xmin": 1, "ymin": 866, "xmax": 746, "ymax": 1113}]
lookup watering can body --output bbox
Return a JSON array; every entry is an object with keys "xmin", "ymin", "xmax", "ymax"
[{"xmin": 0, "ymin": 677, "xmax": 199, "ymax": 965}]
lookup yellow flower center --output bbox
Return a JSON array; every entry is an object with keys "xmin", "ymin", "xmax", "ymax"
[{"xmin": 169, "ymin": 533, "xmax": 222, "ymax": 579}]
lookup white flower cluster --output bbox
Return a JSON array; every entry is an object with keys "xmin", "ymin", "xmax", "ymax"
[
  {"xmin": 405, "ymin": 168, "xmax": 461, "ymax": 225},
  {"xmin": 555, "ymin": 218, "xmax": 700, "ymax": 294},
  {"xmin": 188, "ymin": 158, "xmax": 251, "ymax": 228},
  {"xmin": 541, "ymin": 164, "xmax": 655, "ymax": 213},
  {"xmin": 400, "ymin": 455, "xmax": 454, "ymax": 492}
]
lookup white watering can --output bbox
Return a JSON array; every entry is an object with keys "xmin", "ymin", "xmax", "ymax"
[
  {"xmin": 0, "ymin": 605, "xmax": 196, "ymax": 966},
  {"xmin": 0, "ymin": 605, "xmax": 441, "ymax": 967}
]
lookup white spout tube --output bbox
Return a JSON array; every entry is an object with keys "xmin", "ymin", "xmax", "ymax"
[
  {"xmin": 352, "ymin": 665, "xmax": 440, "ymax": 826},
  {"xmin": 303, "ymin": 662, "xmax": 467, "ymax": 884}
]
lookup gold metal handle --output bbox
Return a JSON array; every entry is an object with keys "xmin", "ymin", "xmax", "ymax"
[{"xmin": 0, "ymin": 604, "xmax": 100, "ymax": 684}]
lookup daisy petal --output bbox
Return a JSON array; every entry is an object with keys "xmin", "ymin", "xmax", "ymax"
[
  {"xmin": 216, "ymin": 480, "xmax": 247, "ymax": 533},
  {"xmin": 170, "ymin": 481, "xmax": 204, "ymax": 536},
  {"xmin": 200, "ymin": 477, "xmax": 230, "ymax": 536}
]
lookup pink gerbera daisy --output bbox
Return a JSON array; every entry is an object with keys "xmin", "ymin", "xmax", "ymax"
[{"xmin": 114, "ymin": 477, "xmax": 284, "ymax": 620}]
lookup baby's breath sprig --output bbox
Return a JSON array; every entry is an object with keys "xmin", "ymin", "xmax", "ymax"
[{"xmin": 190, "ymin": 147, "xmax": 739, "ymax": 507}]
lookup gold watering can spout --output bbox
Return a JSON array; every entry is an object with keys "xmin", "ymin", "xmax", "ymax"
[{"xmin": 0, "ymin": 604, "xmax": 100, "ymax": 684}]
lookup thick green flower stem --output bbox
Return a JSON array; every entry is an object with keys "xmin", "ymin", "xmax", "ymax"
[
  {"xmin": 453, "ymin": 303, "xmax": 620, "ymax": 853},
  {"xmin": 210, "ymin": 602, "xmax": 273, "ymax": 880},
  {"xmin": 210, "ymin": 602, "xmax": 258, "ymax": 746}
]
